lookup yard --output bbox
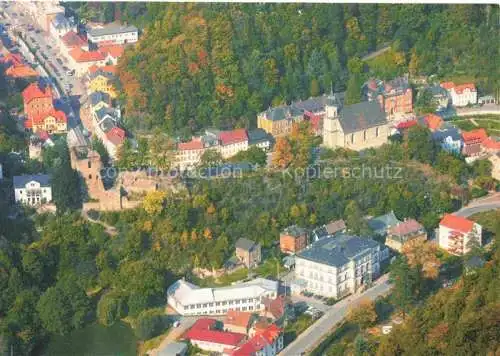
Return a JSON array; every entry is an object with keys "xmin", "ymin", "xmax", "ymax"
[{"xmin": 450, "ymin": 114, "xmax": 500, "ymax": 135}]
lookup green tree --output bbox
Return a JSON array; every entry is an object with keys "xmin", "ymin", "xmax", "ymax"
[
  {"xmin": 199, "ymin": 149, "xmax": 224, "ymax": 168},
  {"xmin": 91, "ymin": 136, "xmax": 110, "ymax": 167},
  {"xmin": 51, "ymin": 144, "xmax": 82, "ymax": 213},
  {"xmin": 389, "ymin": 257, "xmax": 418, "ymax": 319},
  {"xmin": 97, "ymin": 292, "xmax": 126, "ymax": 326},
  {"xmin": 134, "ymin": 309, "xmax": 168, "ymax": 340}
]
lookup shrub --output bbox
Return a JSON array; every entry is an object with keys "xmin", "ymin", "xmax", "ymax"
[
  {"xmin": 134, "ymin": 308, "xmax": 169, "ymax": 340},
  {"xmin": 97, "ymin": 291, "xmax": 127, "ymax": 326}
]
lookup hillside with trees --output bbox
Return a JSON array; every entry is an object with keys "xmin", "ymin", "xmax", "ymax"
[{"xmin": 106, "ymin": 4, "xmax": 499, "ymax": 135}]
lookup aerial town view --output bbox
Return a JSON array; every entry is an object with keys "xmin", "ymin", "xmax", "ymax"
[{"xmin": 0, "ymin": 1, "xmax": 499, "ymax": 355}]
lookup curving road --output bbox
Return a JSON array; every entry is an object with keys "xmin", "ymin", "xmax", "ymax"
[{"xmin": 454, "ymin": 193, "xmax": 500, "ymax": 217}]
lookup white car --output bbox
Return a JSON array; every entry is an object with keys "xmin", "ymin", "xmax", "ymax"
[
  {"xmin": 67, "ymin": 70, "xmax": 74, "ymax": 76},
  {"xmin": 173, "ymin": 320, "xmax": 180, "ymax": 328}
]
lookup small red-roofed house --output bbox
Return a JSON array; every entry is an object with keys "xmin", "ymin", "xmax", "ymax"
[
  {"xmin": 482, "ymin": 136, "xmax": 500, "ymax": 153},
  {"xmin": 396, "ymin": 119, "xmax": 418, "ymax": 131},
  {"xmin": 183, "ymin": 318, "xmax": 246, "ymax": 354},
  {"xmin": 22, "ymin": 82, "xmax": 54, "ymax": 118},
  {"xmin": 5, "ymin": 64, "xmax": 38, "ymax": 79},
  {"xmin": 438, "ymin": 214, "xmax": 482, "ymax": 255},
  {"xmin": 217, "ymin": 128, "xmax": 248, "ymax": 159},
  {"xmin": 0, "ymin": 52, "xmax": 23, "ymax": 67},
  {"xmin": 98, "ymin": 44, "xmax": 125, "ymax": 65},
  {"xmin": 231, "ymin": 324, "xmax": 284, "ymax": 356},
  {"xmin": 224, "ymin": 310, "xmax": 254, "ymax": 334},
  {"xmin": 462, "ymin": 129, "xmax": 487, "ymax": 157},
  {"xmin": 25, "ymin": 109, "xmax": 67, "ymax": 134},
  {"xmin": 68, "ymin": 48, "xmax": 106, "ymax": 76}
]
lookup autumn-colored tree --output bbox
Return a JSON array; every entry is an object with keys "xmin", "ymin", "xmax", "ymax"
[
  {"xmin": 206, "ymin": 203, "xmax": 216, "ymax": 215},
  {"xmin": 180, "ymin": 231, "xmax": 189, "ymax": 248},
  {"xmin": 402, "ymin": 239, "xmax": 441, "ymax": 280},
  {"xmin": 191, "ymin": 230, "xmax": 198, "ymax": 242},
  {"xmin": 143, "ymin": 191, "xmax": 167, "ymax": 216},
  {"xmin": 272, "ymin": 137, "xmax": 293, "ymax": 169},
  {"xmin": 347, "ymin": 299, "xmax": 377, "ymax": 330},
  {"xmin": 203, "ymin": 227, "xmax": 212, "ymax": 240}
]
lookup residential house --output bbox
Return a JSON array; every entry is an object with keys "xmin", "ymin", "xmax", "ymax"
[
  {"xmin": 158, "ymin": 342, "xmax": 188, "ymax": 356},
  {"xmin": 218, "ymin": 129, "xmax": 249, "ymax": 159},
  {"xmin": 87, "ymin": 24, "xmax": 138, "ymax": 45},
  {"xmin": 183, "ymin": 318, "xmax": 246, "ymax": 354},
  {"xmin": 231, "ymin": 324, "xmax": 284, "ymax": 356},
  {"xmin": 25, "ymin": 109, "xmax": 67, "ymax": 134},
  {"xmin": 440, "ymin": 82, "xmax": 477, "ymax": 107},
  {"xmin": 261, "ymin": 295, "xmax": 292, "ymax": 323},
  {"xmin": 423, "ymin": 114, "xmax": 443, "ymax": 132},
  {"xmin": 482, "ymin": 136, "xmax": 500, "ymax": 154},
  {"xmin": 49, "ymin": 13, "xmax": 77, "ymax": 38},
  {"xmin": 22, "ymin": 82, "xmax": 53, "ymax": 118},
  {"xmin": 5, "ymin": 64, "xmax": 38, "ymax": 79},
  {"xmin": 88, "ymin": 64, "xmax": 117, "ymax": 76},
  {"xmin": 93, "ymin": 107, "xmax": 124, "ymax": 159},
  {"xmin": 167, "ymin": 278, "xmax": 278, "ymax": 316},
  {"xmin": 367, "ymin": 211, "xmax": 402, "ymax": 237},
  {"xmin": 235, "ymin": 238, "xmax": 261, "ymax": 268},
  {"xmin": 438, "ymin": 214, "xmax": 482, "ymax": 255},
  {"xmin": 88, "ymin": 70, "xmax": 117, "ymax": 98},
  {"xmin": 0, "ymin": 53, "xmax": 23, "ymax": 67},
  {"xmin": 257, "ymin": 105, "xmax": 301, "ymax": 137},
  {"xmin": 13, "ymin": 174, "xmax": 52, "ymax": 206},
  {"xmin": 462, "ymin": 129, "xmax": 487, "ymax": 157},
  {"xmin": 293, "ymin": 234, "xmax": 389, "ymax": 298},
  {"xmin": 58, "ymin": 31, "xmax": 88, "ymax": 60},
  {"xmin": 432, "ymin": 123, "xmax": 463, "ymax": 155},
  {"xmin": 68, "ymin": 48, "xmax": 106, "ymax": 77},
  {"xmin": 175, "ymin": 138, "xmax": 209, "ymax": 170},
  {"xmin": 311, "ymin": 219, "xmax": 346, "ymax": 242},
  {"xmin": 385, "ymin": 219, "xmax": 427, "ymax": 252},
  {"xmin": 89, "ymin": 91, "xmax": 112, "ymax": 112},
  {"xmin": 223, "ymin": 310, "xmax": 254, "ymax": 334},
  {"xmin": 98, "ymin": 44, "xmax": 125, "ymax": 65},
  {"xmin": 322, "ymin": 98, "xmax": 389, "ymax": 151},
  {"xmin": 364, "ymin": 76, "xmax": 413, "ymax": 119},
  {"xmin": 280, "ymin": 225, "xmax": 308, "ymax": 254},
  {"xmin": 428, "ymin": 85, "xmax": 450, "ymax": 111},
  {"xmin": 248, "ymin": 128, "xmax": 272, "ymax": 151}
]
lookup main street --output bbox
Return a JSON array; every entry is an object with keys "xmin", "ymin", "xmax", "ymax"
[{"xmin": 280, "ymin": 274, "xmax": 392, "ymax": 356}]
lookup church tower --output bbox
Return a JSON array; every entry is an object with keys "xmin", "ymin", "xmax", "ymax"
[{"xmin": 322, "ymin": 94, "xmax": 340, "ymax": 149}]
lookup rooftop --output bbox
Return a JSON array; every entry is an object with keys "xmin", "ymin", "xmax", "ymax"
[
  {"xmin": 387, "ymin": 219, "xmax": 425, "ymax": 238},
  {"xmin": 235, "ymin": 237, "xmax": 259, "ymax": 252},
  {"xmin": 89, "ymin": 91, "xmax": 111, "ymax": 107},
  {"xmin": 61, "ymin": 31, "xmax": 87, "ymax": 48},
  {"xmin": 367, "ymin": 211, "xmax": 401, "ymax": 235},
  {"xmin": 440, "ymin": 214, "xmax": 476, "ymax": 234},
  {"xmin": 248, "ymin": 128, "xmax": 271, "ymax": 145},
  {"xmin": 231, "ymin": 324, "xmax": 282, "ymax": 355},
  {"xmin": 5, "ymin": 64, "xmax": 38, "ymax": 78},
  {"xmin": 69, "ymin": 48, "xmax": 105, "ymax": 63},
  {"xmin": 98, "ymin": 44, "xmax": 125, "ymax": 59},
  {"xmin": 424, "ymin": 114, "xmax": 443, "ymax": 131},
  {"xmin": 218, "ymin": 128, "xmax": 248, "ymax": 146},
  {"xmin": 297, "ymin": 234, "xmax": 380, "ymax": 267},
  {"xmin": 338, "ymin": 100, "xmax": 387, "ymax": 134},
  {"xmin": 184, "ymin": 318, "xmax": 246, "ymax": 346},
  {"xmin": 281, "ymin": 225, "xmax": 307, "ymax": 238},
  {"xmin": 223, "ymin": 310, "xmax": 253, "ymax": 328},
  {"xmin": 158, "ymin": 342, "xmax": 188, "ymax": 356},
  {"xmin": 13, "ymin": 174, "xmax": 51, "ymax": 189},
  {"xmin": 462, "ymin": 129, "xmax": 487, "ymax": 143},
  {"xmin": 105, "ymin": 127, "xmax": 126, "ymax": 146},
  {"xmin": 88, "ymin": 24, "xmax": 138, "ymax": 38},
  {"xmin": 22, "ymin": 82, "xmax": 53, "ymax": 105}
]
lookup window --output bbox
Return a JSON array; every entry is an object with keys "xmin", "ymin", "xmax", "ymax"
[
  {"xmin": 376, "ymin": 127, "xmax": 379, "ymax": 137},
  {"xmin": 363, "ymin": 130, "xmax": 367, "ymax": 141},
  {"xmin": 351, "ymin": 134, "xmax": 354, "ymax": 144}
]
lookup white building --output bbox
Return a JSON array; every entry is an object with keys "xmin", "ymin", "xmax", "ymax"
[
  {"xmin": 441, "ymin": 82, "xmax": 477, "ymax": 107},
  {"xmin": 87, "ymin": 24, "xmax": 138, "ymax": 45},
  {"xmin": 293, "ymin": 234, "xmax": 389, "ymax": 298},
  {"xmin": 167, "ymin": 278, "xmax": 279, "ymax": 316},
  {"xmin": 438, "ymin": 214, "xmax": 482, "ymax": 255},
  {"xmin": 217, "ymin": 129, "xmax": 249, "ymax": 159},
  {"xmin": 50, "ymin": 13, "xmax": 77, "ymax": 38},
  {"xmin": 13, "ymin": 174, "xmax": 52, "ymax": 206}
]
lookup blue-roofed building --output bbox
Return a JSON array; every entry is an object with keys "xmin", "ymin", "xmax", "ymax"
[
  {"xmin": 248, "ymin": 128, "xmax": 273, "ymax": 151},
  {"xmin": 367, "ymin": 211, "xmax": 401, "ymax": 236},
  {"xmin": 293, "ymin": 234, "xmax": 389, "ymax": 298},
  {"xmin": 432, "ymin": 123, "xmax": 463, "ymax": 155},
  {"xmin": 13, "ymin": 174, "xmax": 52, "ymax": 206}
]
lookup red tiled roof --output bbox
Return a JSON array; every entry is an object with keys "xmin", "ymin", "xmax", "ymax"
[
  {"xmin": 440, "ymin": 82, "xmax": 455, "ymax": 90},
  {"xmin": 440, "ymin": 214, "xmax": 475, "ymax": 234},
  {"xmin": 62, "ymin": 31, "xmax": 87, "ymax": 48},
  {"xmin": 231, "ymin": 324, "xmax": 282, "ymax": 356},
  {"xmin": 89, "ymin": 64, "xmax": 117, "ymax": 75},
  {"xmin": 184, "ymin": 322, "xmax": 246, "ymax": 346},
  {"xmin": 454, "ymin": 83, "xmax": 476, "ymax": 94},
  {"xmin": 5, "ymin": 64, "xmax": 38, "ymax": 78},
  {"xmin": 218, "ymin": 128, "xmax": 248, "ymax": 146},
  {"xmin": 262, "ymin": 296, "xmax": 287, "ymax": 320},
  {"xmin": 22, "ymin": 82, "xmax": 53, "ymax": 105},
  {"xmin": 424, "ymin": 114, "xmax": 443, "ymax": 131},
  {"xmin": 98, "ymin": 44, "xmax": 125, "ymax": 59},
  {"xmin": 0, "ymin": 53, "xmax": 23, "ymax": 66},
  {"xmin": 462, "ymin": 129, "xmax": 487, "ymax": 143},
  {"xmin": 25, "ymin": 109, "xmax": 67, "ymax": 128},
  {"xmin": 396, "ymin": 120, "xmax": 418, "ymax": 130},
  {"xmin": 387, "ymin": 219, "xmax": 424, "ymax": 237},
  {"xmin": 309, "ymin": 115, "xmax": 321, "ymax": 132},
  {"xmin": 178, "ymin": 138, "xmax": 204, "ymax": 151},
  {"xmin": 482, "ymin": 137, "xmax": 500, "ymax": 151},
  {"xmin": 224, "ymin": 310, "xmax": 253, "ymax": 329},
  {"xmin": 69, "ymin": 48, "xmax": 105, "ymax": 62},
  {"xmin": 105, "ymin": 126, "xmax": 125, "ymax": 145},
  {"xmin": 38, "ymin": 131, "xmax": 50, "ymax": 141}
]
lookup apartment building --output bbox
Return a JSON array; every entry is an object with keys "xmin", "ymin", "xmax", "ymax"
[
  {"xmin": 87, "ymin": 24, "xmax": 138, "ymax": 45},
  {"xmin": 167, "ymin": 278, "xmax": 279, "ymax": 316},
  {"xmin": 13, "ymin": 174, "xmax": 52, "ymax": 206},
  {"xmin": 438, "ymin": 214, "xmax": 482, "ymax": 256},
  {"xmin": 441, "ymin": 82, "xmax": 477, "ymax": 107},
  {"xmin": 293, "ymin": 234, "xmax": 388, "ymax": 298}
]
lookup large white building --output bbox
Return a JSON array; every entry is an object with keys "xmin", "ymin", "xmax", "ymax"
[
  {"xmin": 13, "ymin": 174, "xmax": 52, "ymax": 206},
  {"xmin": 438, "ymin": 214, "xmax": 482, "ymax": 255},
  {"xmin": 87, "ymin": 24, "xmax": 138, "ymax": 45},
  {"xmin": 292, "ymin": 234, "xmax": 389, "ymax": 298},
  {"xmin": 167, "ymin": 278, "xmax": 279, "ymax": 316},
  {"xmin": 441, "ymin": 82, "xmax": 477, "ymax": 107}
]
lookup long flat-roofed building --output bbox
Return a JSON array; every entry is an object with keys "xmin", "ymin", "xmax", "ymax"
[{"xmin": 167, "ymin": 278, "xmax": 279, "ymax": 316}]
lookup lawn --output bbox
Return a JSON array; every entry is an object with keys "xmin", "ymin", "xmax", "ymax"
[
  {"xmin": 284, "ymin": 314, "xmax": 314, "ymax": 346},
  {"xmin": 450, "ymin": 115, "xmax": 500, "ymax": 135}
]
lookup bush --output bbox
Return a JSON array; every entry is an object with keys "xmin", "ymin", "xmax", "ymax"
[
  {"xmin": 471, "ymin": 186, "xmax": 488, "ymax": 199},
  {"xmin": 325, "ymin": 297, "xmax": 337, "ymax": 306},
  {"xmin": 127, "ymin": 293, "xmax": 150, "ymax": 317},
  {"xmin": 134, "ymin": 308, "xmax": 169, "ymax": 340},
  {"xmin": 97, "ymin": 291, "xmax": 127, "ymax": 326}
]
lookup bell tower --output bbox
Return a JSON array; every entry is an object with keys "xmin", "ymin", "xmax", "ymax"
[{"xmin": 323, "ymin": 94, "xmax": 339, "ymax": 149}]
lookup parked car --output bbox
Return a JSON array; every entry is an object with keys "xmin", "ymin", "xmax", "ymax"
[
  {"xmin": 173, "ymin": 320, "xmax": 181, "ymax": 328},
  {"xmin": 56, "ymin": 58, "xmax": 63, "ymax": 65}
]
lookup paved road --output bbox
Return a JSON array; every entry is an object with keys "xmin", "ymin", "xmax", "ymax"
[
  {"xmin": 280, "ymin": 274, "xmax": 392, "ymax": 356},
  {"xmin": 455, "ymin": 202, "xmax": 500, "ymax": 217}
]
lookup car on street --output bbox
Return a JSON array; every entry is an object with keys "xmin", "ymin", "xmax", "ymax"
[
  {"xmin": 47, "ymin": 45, "xmax": 52, "ymax": 50},
  {"xmin": 56, "ymin": 58, "xmax": 63, "ymax": 65},
  {"xmin": 35, "ymin": 29, "xmax": 40, "ymax": 34}
]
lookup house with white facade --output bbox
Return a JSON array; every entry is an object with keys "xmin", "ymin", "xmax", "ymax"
[
  {"xmin": 49, "ymin": 13, "xmax": 77, "ymax": 38},
  {"xmin": 438, "ymin": 214, "xmax": 482, "ymax": 255},
  {"xmin": 231, "ymin": 324, "xmax": 284, "ymax": 356},
  {"xmin": 13, "ymin": 174, "xmax": 52, "ymax": 206},
  {"xmin": 87, "ymin": 24, "xmax": 138, "ymax": 45},
  {"xmin": 292, "ymin": 234, "xmax": 389, "ymax": 298},
  {"xmin": 432, "ymin": 123, "xmax": 463, "ymax": 155},
  {"xmin": 167, "ymin": 278, "xmax": 279, "ymax": 316},
  {"xmin": 92, "ymin": 107, "xmax": 125, "ymax": 159},
  {"xmin": 440, "ymin": 82, "xmax": 477, "ymax": 107}
]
